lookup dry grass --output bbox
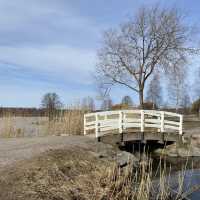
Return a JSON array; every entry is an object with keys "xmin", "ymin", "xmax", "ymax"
[
  {"xmin": 0, "ymin": 103, "xmax": 86, "ymax": 138},
  {"xmin": 0, "ymin": 146, "xmax": 195, "ymax": 200},
  {"xmin": 0, "ymin": 113, "xmax": 25, "ymax": 137},
  {"xmin": 44, "ymin": 109, "xmax": 84, "ymax": 136}
]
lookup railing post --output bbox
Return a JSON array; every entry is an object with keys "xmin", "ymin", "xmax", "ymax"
[
  {"xmin": 119, "ymin": 111, "xmax": 123, "ymax": 134},
  {"xmin": 84, "ymin": 114, "xmax": 86, "ymax": 135},
  {"xmin": 123, "ymin": 112, "xmax": 126, "ymax": 130},
  {"xmin": 95, "ymin": 113, "xmax": 99, "ymax": 138},
  {"xmin": 161, "ymin": 111, "xmax": 164, "ymax": 133},
  {"xmin": 179, "ymin": 115, "xmax": 183, "ymax": 135},
  {"xmin": 141, "ymin": 110, "xmax": 144, "ymax": 132}
]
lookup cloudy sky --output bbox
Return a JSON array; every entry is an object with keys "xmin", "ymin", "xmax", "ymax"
[{"xmin": 0, "ymin": 0, "xmax": 199, "ymax": 107}]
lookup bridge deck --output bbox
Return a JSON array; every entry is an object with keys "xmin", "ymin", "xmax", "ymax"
[
  {"xmin": 84, "ymin": 110, "xmax": 183, "ymax": 144},
  {"xmin": 99, "ymin": 131, "xmax": 182, "ymax": 145}
]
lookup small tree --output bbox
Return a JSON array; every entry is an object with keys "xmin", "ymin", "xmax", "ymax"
[
  {"xmin": 41, "ymin": 93, "xmax": 63, "ymax": 121},
  {"xmin": 181, "ymin": 92, "xmax": 191, "ymax": 113},
  {"xmin": 101, "ymin": 96, "xmax": 113, "ymax": 111},
  {"xmin": 191, "ymin": 98, "xmax": 200, "ymax": 117},
  {"xmin": 146, "ymin": 74, "xmax": 162, "ymax": 109},
  {"xmin": 168, "ymin": 70, "xmax": 186, "ymax": 112},
  {"xmin": 195, "ymin": 67, "xmax": 200, "ymax": 98},
  {"xmin": 96, "ymin": 5, "xmax": 198, "ymax": 108},
  {"xmin": 82, "ymin": 96, "xmax": 95, "ymax": 111},
  {"xmin": 121, "ymin": 95, "xmax": 133, "ymax": 107},
  {"xmin": 192, "ymin": 67, "xmax": 200, "ymax": 116}
]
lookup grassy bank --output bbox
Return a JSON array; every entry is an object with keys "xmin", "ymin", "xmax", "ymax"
[{"xmin": 0, "ymin": 145, "xmax": 196, "ymax": 200}]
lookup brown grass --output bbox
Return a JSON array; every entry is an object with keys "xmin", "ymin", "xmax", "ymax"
[
  {"xmin": 44, "ymin": 109, "xmax": 84, "ymax": 136},
  {"xmin": 0, "ymin": 146, "xmax": 194, "ymax": 200},
  {"xmin": 0, "ymin": 103, "xmax": 85, "ymax": 138},
  {"xmin": 0, "ymin": 113, "xmax": 25, "ymax": 137}
]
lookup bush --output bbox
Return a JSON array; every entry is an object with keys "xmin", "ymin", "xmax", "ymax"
[
  {"xmin": 111, "ymin": 103, "xmax": 130, "ymax": 110},
  {"xmin": 142, "ymin": 101, "xmax": 157, "ymax": 110},
  {"xmin": 191, "ymin": 98, "xmax": 200, "ymax": 114}
]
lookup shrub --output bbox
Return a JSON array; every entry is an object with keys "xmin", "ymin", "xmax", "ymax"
[
  {"xmin": 142, "ymin": 101, "xmax": 158, "ymax": 110},
  {"xmin": 191, "ymin": 98, "xmax": 200, "ymax": 114}
]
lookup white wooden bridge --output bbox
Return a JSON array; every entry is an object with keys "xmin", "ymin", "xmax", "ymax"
[{"xmin": 84, "ymin": 110, "xmax": 183, "ymax": 144}]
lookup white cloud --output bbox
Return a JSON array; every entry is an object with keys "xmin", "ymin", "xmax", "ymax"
[
  {"xmin": 0, "ymin": 45, "xmax": 97, "ymax": 86},
  {"xmin": 0, "ymin": 0, "xmax": 100, "ymax": 88},
  {"xmin": 0, "ymin": 45, "xmax": 95, "ymax": 71}
]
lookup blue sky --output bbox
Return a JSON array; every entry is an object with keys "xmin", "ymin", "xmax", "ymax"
[{"xmin": 0, "ymin": 0, "xmax": 199, "ymax": 107}]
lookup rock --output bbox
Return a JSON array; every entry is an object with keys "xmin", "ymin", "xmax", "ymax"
[
  {"xmin": 88, "ymin": 141, "xmax": 139, "ymax": 167},
  {"xmin": 186, "ymin": 146, "xmax": 200, "ymax": 157},
  {"xmin": 154, "ymin": 142, "xmax": 200, "ymax": 157},
  {"xmin": 154, "ymin": 144, "xmax": 178, "ymax": 157},
  {"xmin": 116, "ymin": 151, "xmax": 139, "ymax": 167},
  {"xmin": 191, "ymin": 133, "xmax": 200, "ymax": 147}
]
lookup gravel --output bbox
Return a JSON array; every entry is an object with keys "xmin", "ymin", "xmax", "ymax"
[{"xmin": 0, "ymin": 136, "xmax": 93, "ymax": 170}]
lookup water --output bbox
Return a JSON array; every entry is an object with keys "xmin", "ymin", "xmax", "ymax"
[
  {"xmin": 153, "ymin": 157, "xmax": 200, "ymax": 200},
  {"xmin": 124, "ymin": 142, "xmax": 200, "ymax": 199},
  {"xmin": 183, "ymin": 169, "xmax": 200, "ymax": 199}
]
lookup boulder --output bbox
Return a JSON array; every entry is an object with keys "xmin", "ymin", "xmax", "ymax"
[
  {"xmin": 154, "ymin": 142, "xmax": 200, "ymax": 157},
  {"xmin": 116, "ymin": 151, "xmax": 139, "ymax": 167},
  {"xmin": 191, "ymin": 133, "xmax": 200, "ymax": 147}
]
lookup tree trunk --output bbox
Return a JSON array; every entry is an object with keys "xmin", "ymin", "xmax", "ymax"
[
  {"xmin": 199, "ymin": 107, "xmax": 200, "ymax": 118},
  {"xmin": 139, "ymin": 89, "xmax": 144, "ymax": 109}
]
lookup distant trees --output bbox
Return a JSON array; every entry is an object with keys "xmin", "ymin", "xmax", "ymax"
[
  {"xmin": 194, "ymin": 68, "xmax": 200, "ymax": 117},
  {"xmin": 96, "ymin": 5, "xmax": 198, "ymax": 108},
  {"xmin": 168, "ymin": 71, "xmax": 186, "ymax": 111},
  {"xmin": 181, "ymin": 92, "xmax": 191, "ymax": 113},
  {"xmin": 143, "ymin": 101, "xmax": 156, "ymax": 110},
  {"xmin": 195, "ymin": 67, "xmax": 200, "ymax": 98},
  {"xmin": 101, "ymin": 96, "xmax": 113, "ymax": 110},
  {"xmin": 146, "ymin": 74, "xmax": 162, "ymax": 109},
  {"xmin": 41, "ymin": 93, "xmax": 63, "ymax": 121},
  {"xmin": 191, "ymin": 98, "xmax": 200, "ymax": 117},
  {"xmin": 121, "ymin": 96, "xmax": 133, "ymax": 107},
  {"xmin": 81, "ymin": 96, "xmax": 95, "ymax": 111}
]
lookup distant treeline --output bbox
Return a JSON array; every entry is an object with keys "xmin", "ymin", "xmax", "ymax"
[
  {"xmin": 0, "ymin": 106, "xmax": 193, "ymax": 117},
  {"xmin": 0, "ymin": 107, "xmax": 86, "ymax": 117},
  {"xmin": 0, "ymin": 107, "xmax": 47, "ymax": 117}
]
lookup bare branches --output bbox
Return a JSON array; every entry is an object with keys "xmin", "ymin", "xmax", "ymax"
[{"xmin": 96, "ymin": 5, "xmax": 199, "ymax": 107}]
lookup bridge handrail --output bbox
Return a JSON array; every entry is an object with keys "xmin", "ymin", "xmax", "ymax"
[{"xmin": 84, "ymin": 110, "xmax": 183, "ymax": 137}]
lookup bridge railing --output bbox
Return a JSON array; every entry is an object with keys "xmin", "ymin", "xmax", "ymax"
[{"xmin": 84, "ymin": 110, "xmax": 183, "ymax": 138}]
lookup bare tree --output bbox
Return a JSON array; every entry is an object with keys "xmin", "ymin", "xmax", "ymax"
[
  {"xmin": 121, "ymin": 95, "xmax": 133, "ymax": 107},
  {"xmin": 82, "ymin": 96, "xmax": 95, "ymax": 111},
  {"xmin": 193, "ymin": 67, "xmax": 200, "ymax": 116},
  {"xmin": 168, "ymin": 71, "xmax": 186, "ymax": 111},
  {"xmin": 181, "ymin": 92, "xmax": 191, "ymax": 113},
  {"xmin": 146, "ymin": 73, "xmax": 162, "ymax": 109},
  {"xmin": 41, "ymin": 93, "xmax": 63, "ymax": 121},
  {"xmin": 101, "ymin": 96, "xmax": 113, "ymax": 111},
  {"xmin": 195, "ymin": 67, "xmax": 200, "ymax": 98},
  {"xmin": 96, "ymin": 5, "xmax": 198, "ymax": 108}
]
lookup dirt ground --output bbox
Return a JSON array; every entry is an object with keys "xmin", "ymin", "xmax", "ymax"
[
  {"xmin": 0, "ymin": 136, "xmax": 97, "ymax": 170},
  {"xmin": 0, "ymin": 136, "xmax": 119, "ymax": 200},
  {"xmin": 183, "ymin": 115, "xmax": 200, "ymax": 136}
]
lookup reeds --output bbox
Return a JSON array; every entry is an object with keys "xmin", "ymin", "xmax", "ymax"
[
  {"xmin": 43, "ymin": 103, "xmax": 85, "ymax": 136},
  {"xmin": 0, "ymin": 103, "xmax": 86, "ymax": 137},
  {"xmin": 0, "ymin": 113, "xmax": 25, "ymax": 137},
  {"xmin": 68, "ymin": 154, "xmax": 194, "ymax": 200}
]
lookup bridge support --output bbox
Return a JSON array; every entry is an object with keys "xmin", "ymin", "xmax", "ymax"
[{"xmin": 141, "ymin": 132, "xmax": 146, "ymax": 144}]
